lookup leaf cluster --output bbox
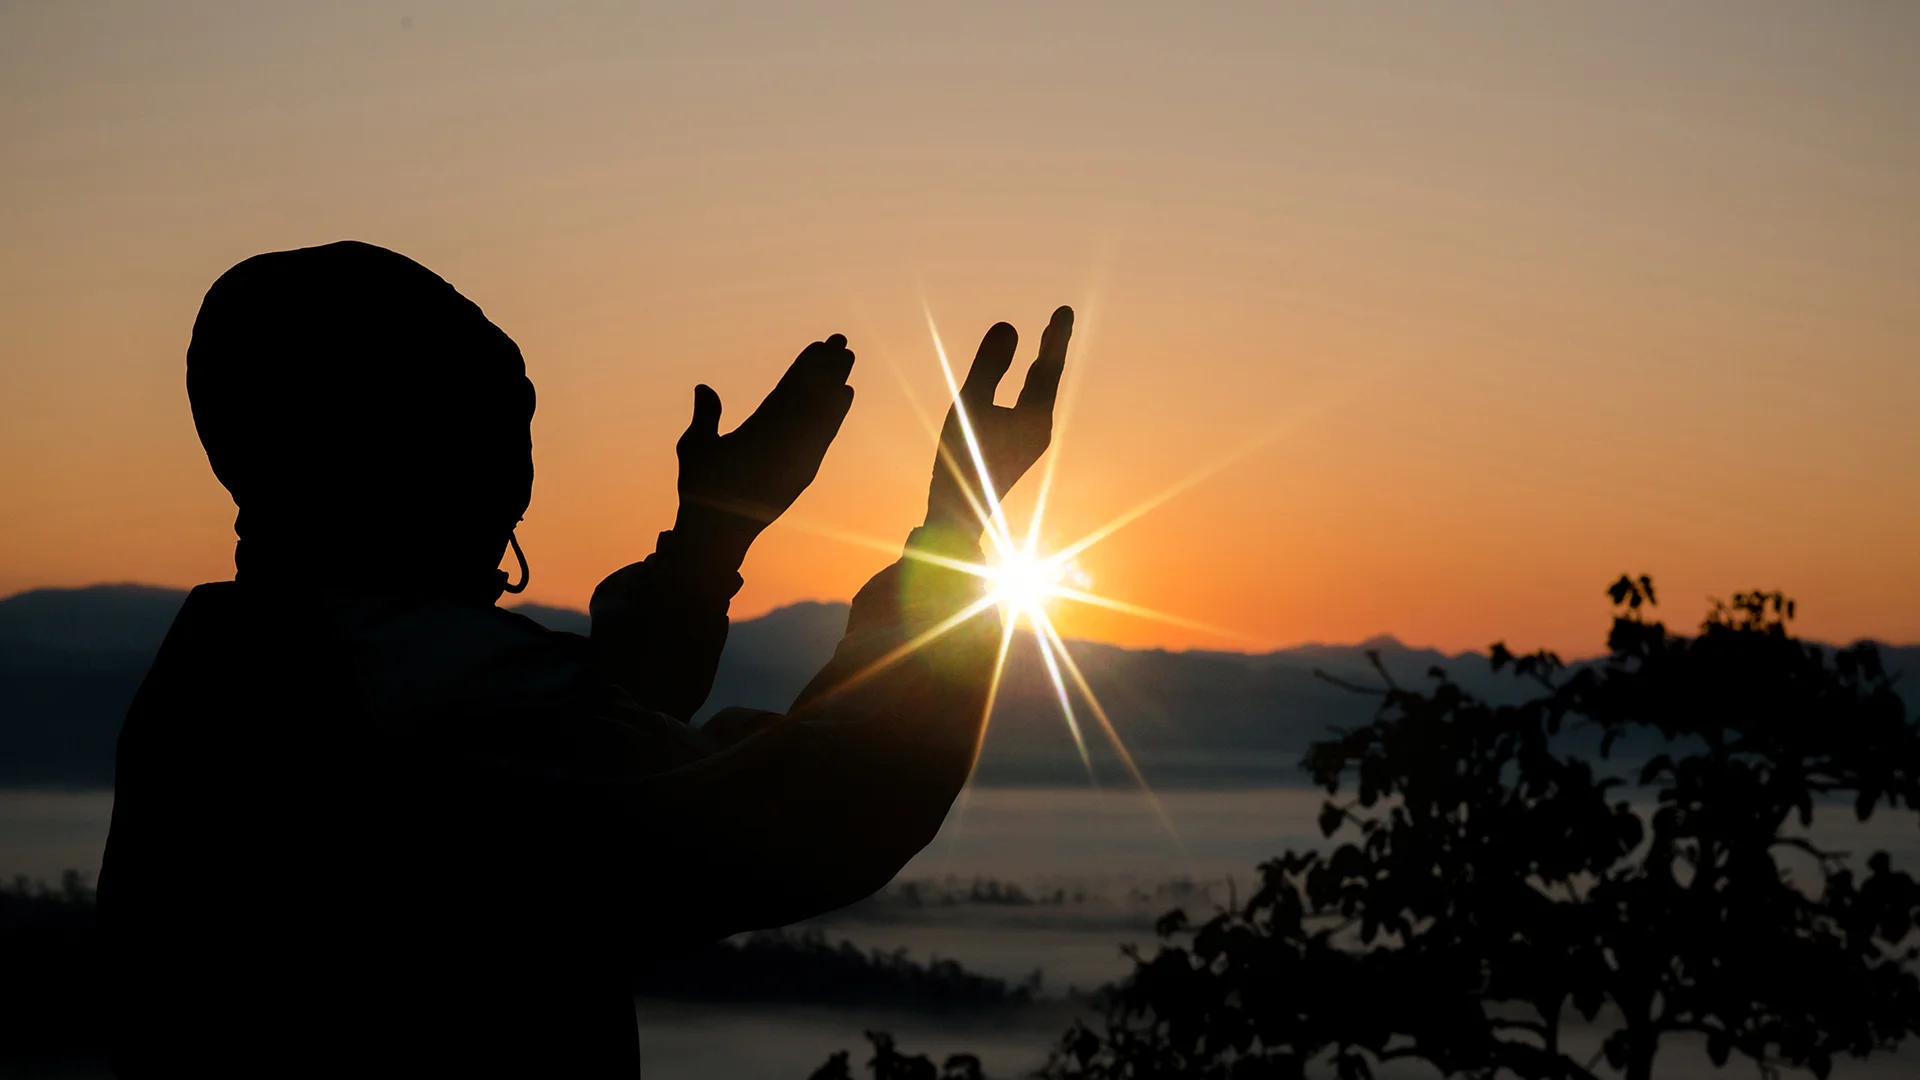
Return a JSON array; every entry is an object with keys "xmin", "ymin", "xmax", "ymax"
[{"xmin": 1039, "ymin": 577, "xmax": 1920, "ymax": 1080}]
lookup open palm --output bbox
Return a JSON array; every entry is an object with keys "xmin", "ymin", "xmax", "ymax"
[
  {"xmin": 674, "ymin": 334, "xmax": 855, "ymax": 559},
  {"xmin": 926, "ymin": 307, "xmax": 1073, "ymax": 531}
]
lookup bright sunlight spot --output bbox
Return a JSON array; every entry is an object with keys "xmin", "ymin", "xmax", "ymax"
[{"xmin": 985, "ymin": 548, "xmax": 1070, "ymax": 624}]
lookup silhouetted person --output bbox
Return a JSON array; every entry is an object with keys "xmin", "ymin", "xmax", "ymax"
[{"xmin": 96, "ymin": 241, "xmax": 1073, "ymax": 1077}]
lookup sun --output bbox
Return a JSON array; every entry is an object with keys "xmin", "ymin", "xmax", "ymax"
[{"xmin": 984, "ymin": 547, "xmax": 1069, "ymax": 624}]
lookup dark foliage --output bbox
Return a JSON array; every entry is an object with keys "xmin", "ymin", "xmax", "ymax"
[
  {"xmin": 1032, "ymin": 578, "xmax": 1920, "ymax": 1080},
  {"xmin": 866, "ymin": 876, "xmax": 1099, "ymax": 911},
  {"xmin": 808, "ymin": 1030, "xmax": 992, "ymax": 1080}
]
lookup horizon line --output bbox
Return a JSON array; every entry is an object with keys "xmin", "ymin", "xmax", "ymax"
[{"xmin": 5, "ymin": 581, "xmax": 1916, "ymax": 658}]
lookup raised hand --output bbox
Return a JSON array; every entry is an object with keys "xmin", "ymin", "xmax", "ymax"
[
  {"xmin": 674, "ymin": 334, "xmax": 856, "ymax": 564},
  {"xmin": 925, "ymin": 306, "xmax": 1073, "ymax": 533}
]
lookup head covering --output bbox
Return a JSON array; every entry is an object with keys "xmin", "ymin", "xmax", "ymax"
[{"xmin": 187, "ymin": 241, "xmax": 535, "ymax": 604}]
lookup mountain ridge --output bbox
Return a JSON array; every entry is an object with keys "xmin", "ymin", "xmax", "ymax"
[
  {"xmin": 0, "ymin": 583, "xmax": 1493, "ymax": 663},
  {"xmin": 4, "ymin": 584, "xmax": 1914, "ymax": 791}
]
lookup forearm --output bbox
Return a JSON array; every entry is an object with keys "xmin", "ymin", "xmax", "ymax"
[
  {"xmin": 588, "ymin": 527, "xmax": 746, "ymax": 722},
  {"xmin": 783, "ymin": 522, "xmax": 999, "ymax": 846},
  {"xmin": 639, "ymin": 523, "xmax": 1000, "ymax": 935}
]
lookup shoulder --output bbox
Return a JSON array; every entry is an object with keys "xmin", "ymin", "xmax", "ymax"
[{"xmin": 327, "ymin": 594, "xmax": 593, "ymax": 725}]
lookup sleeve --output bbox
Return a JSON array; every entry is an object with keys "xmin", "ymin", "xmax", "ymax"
[
  {"xmin": 619, "ymin": 521, "xmax": 1001, "ymax": 940},
  {"xmin": 586, "ymin": 529, "xmax": 745, "ymax": 723}
]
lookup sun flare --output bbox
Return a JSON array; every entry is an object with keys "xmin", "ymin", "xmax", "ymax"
[
  {"xmin": 983, "ymin": 547, "xmax": 1070, "ymax": 625},
  {"xmin": 790, "ymin": 300, "xmax": 1293, "ymax": 854}
]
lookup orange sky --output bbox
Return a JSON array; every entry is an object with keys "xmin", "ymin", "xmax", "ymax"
[{"xmin": 3, "ymin": 2, "xmax": 1917, "ymax": 655}]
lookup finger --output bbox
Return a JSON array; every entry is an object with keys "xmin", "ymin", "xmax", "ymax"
[
  {"xmin": 678, "ymin": 384, "xmax": 722, "ymax": 452},
  {"xmin": 762, "ymin": 342, "xmax": 833, "ymax": 421},
  {"xmin": 826, "ymin": 339, "xmax": 854, "ymax": 385},
  {"xmin": 816, "ymin": 384, "xmax": 855, "ymax": 444},
  {"xmin": 805, "ymin": 333, "xmax": 854, "ymax": 387},
  {"xmin": 779, "ymin": 334, "xmax": 855, "ymax": 397},
  {"xmin": 774, "ymin": 340, "xmax": 825, "ymax": 394},
  {"xmin": 958, "ymin": 322, "xmax": 1018, "ymax": 409},
  {"xmin": 1016, "ymin": 306, "xmax": 1074, "ymax": 413}
]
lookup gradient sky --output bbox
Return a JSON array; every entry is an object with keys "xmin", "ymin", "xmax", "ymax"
[{"xmin": 3, "ymin": 1, "xmax": 1916, "ymax": 655}]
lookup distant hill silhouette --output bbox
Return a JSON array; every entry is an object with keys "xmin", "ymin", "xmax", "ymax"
[
  {"xmin": 0, "ymin": 584, "xmax": 188, "ymax": 654},
  {"xmin": 3, "ymin": 584, "xmax": 1914, "ymax": 789}
]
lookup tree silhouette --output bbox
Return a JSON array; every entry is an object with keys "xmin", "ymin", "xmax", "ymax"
[
  {"xmin": 809, "ymin": 1031, "xmax": 990, "ymax": 1080},
  {"xmin": 1038, "ymin": 577, "xmax": 1920, "ymax": 1080}
]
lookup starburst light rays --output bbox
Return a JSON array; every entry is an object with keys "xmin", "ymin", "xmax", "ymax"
[
  {"xmin": 1038, "ymin": 618, "xmax": 1185, "ymax": 850},
  {"xmin": 785, "ymin": 300, "xmax": 1306, "ymax": 859},
  {"xmin": 912, "ymin": 303, "xmax": 1199, "ymax": 842},
  {"xmin": 1048, "ymin": 586, "xmax": 1256, "ymax": 645},
  {"xmin": 796, "ymin": 592, "xmax": 1000, "ymax": 714},
  {"xmin": 1031, "ymin": 622, "xmax": 1095, "ymax": 781},
  {"xmin": 924, "ymin": 305, "xmax": 1017, "ymax": 554},
  {"xmin": 973, "ymin": 615, "xmax": 1022, "ymax": 766},
  {"xmin": 1020, "ymin": 293, "xmax": 1097, "ymax": 559}
]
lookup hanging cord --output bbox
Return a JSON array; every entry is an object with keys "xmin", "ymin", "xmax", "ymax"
[{"xmin": 500, "ymin": 530, "xmax": 530, "ymax": 594}]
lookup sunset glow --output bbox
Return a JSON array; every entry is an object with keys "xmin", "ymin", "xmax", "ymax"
[
  {"xmin": 3, "ymin": 4, "xmax": 1916, "ymax": 656},
  {"xmin": 7, "ymin": 10, "xmax": 1919, "ymax": 1079}
]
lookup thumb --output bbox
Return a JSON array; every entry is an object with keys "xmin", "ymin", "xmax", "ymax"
[{"xmin": 679, "ymin": 384, "xmax": 722, "ymax": 452}]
